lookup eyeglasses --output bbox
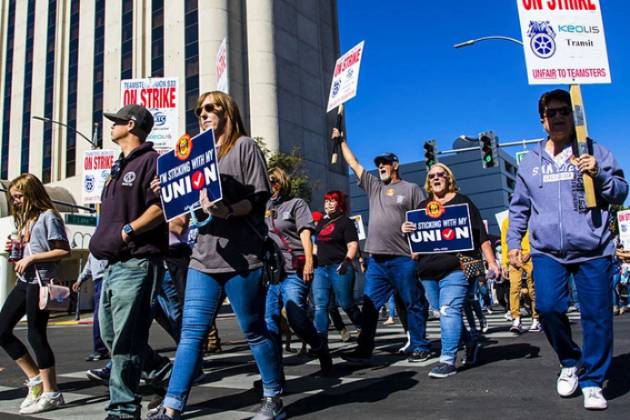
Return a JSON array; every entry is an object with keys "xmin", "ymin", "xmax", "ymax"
[
  {"xmin": 428, "ymin": 171, "xmax": 447, "ymax": 180},
  {"xmin": 543, "ymin": 106, "xmax": 572, "ymax": 119},
  {"xmin": 195, "ymin": 103, "xmax": 220, "ymax": 118},
  {"xmin": 269, "ymin": 177, "xmax": 279, "ymax": 185},
  {"xmin": 110, "ymin": 158, "xmax": 125, "ymax": 179}
]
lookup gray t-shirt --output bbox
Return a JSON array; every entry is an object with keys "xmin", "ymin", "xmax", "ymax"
[
  {"xmin": 359, "ymin": 171, "xmax": 426, "ymax": 256},
  {"xmin": 22, "ymin": 210, "xmax": 69, "ymax": 283},
  {"xmin": 265, "ymin": 197, "xmax": 315, "ymax": 273},
  {"xmin": 190, "ymin": 136, "xmax": 271, "ymax": 274}
]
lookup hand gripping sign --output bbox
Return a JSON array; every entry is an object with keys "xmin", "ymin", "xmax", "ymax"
[
  {"xmin": 406, "ymin": 202, "xmax": 474, "ymax": 254},
  {"xmin": 157, "ymin": 129, "xmax": 223, "ymax": 221}
]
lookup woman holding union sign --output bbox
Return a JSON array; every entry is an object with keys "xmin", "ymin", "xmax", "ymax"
[{"xmin": 401, "ymin": 162, "xmax": 499, "ymax": 379}]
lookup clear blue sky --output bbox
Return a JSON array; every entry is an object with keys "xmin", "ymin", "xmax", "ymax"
[{"xmin": 337, "ymin": 1, "xmax": 629, "ymax": 187}]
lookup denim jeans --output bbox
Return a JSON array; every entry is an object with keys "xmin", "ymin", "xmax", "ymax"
[
  {"xmin": 266, "ymin": 274, "xmax": 322, "ymax": 354},
  {"xmin": 359, "ymin": 256, "xmax": 429, "ymax": 354},
  {"xmin": 421, "ymin": 279, "xmax": 440, "ymax": 312},
  {"xmin": 312, "ymin": 265, "xmax": 362, "ymax": 335},
  {"xmin": 99, "ymin": 258, "xmax": 162, "ymax": 418},
  {"xmin": 164, "ymin": 268, "xmax": 281, "ymax": 412},
  {"xmin": 387, "ymin": 293, "xmax": 397, "ymax": 318},
  {"xmin": 92, "ymin": 278, "xmax": 108, "ymax": 354},
  {"xmin": 463, "ymin": 276, "xmax": 486, "ymax": 336},
  {"xmin": 154, "ymin": 268, "xmax": 182, "ymax": 343},
  {"xmin": 532, "ymin": 254, "xmax": 613, "ymax": 388}
]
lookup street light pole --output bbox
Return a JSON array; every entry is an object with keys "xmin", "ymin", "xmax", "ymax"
[
  {"xmin": 453, "ymin": 35, "xmax": 523, "ymax": 48},
  {"xmin": 32, "ymin": 116, "xmax": 99, "ymax": 149}
]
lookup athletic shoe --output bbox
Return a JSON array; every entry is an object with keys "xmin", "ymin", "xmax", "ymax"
[
  {"xmin": 339, "ymin": 327, "xmax": 351, "ymax": 342},
  {"xmin": 383, "ymin": 317, "xmax": 395, "ymax": 325},
  {"xmin": 529, "ymin": 319, "xmax": 542, "ymax": 332},
  {"xmin": 480, "ymin": 318, "xmax": 489, "ymax": 334},
  {"xmin": 85, "ymin": 351, "xmax": 110, "ymax": 362},
  {"xmin": 504, "ymin": 312, "xmax": 513, "ymax": 322},
  {"xmin": 340, "ymin": 348, "xmax": 372, "ymax": 365},
  {"xmin": 613, "ymin": 306, "xmax": 620, "ymax": 315},
  {"xmin": 462, "ymin": 341, "xmax": 481, "ymax": 366},
  {"xmin": 398, "ymin": 331, "xmax": 411, "ymax": 353},
  {"xmin": 145, "ymin": 359, "xmax": 173, "ymax": 387},
  {"xmin": 428, "ymin": 362, "xmax": 457, "ymax": 378},
  {"xmin": 252, "ymin": 397, "xmax": 287, "ymax": 420},
  {"xmin": 19, "ymin": 392, "xmax": 64, "ymax": 414},
  {"xmin": 557, "ymin": 366, "xmax": 579, "ymax": 397},
  {"xmin": 509, "ymin": 319, "xmax": 522, "ymax": 334},
  {"xmin": 486, "ymin": 307, "xmax": 494, "ymax": 315},
  {"xmin": 583, "ymin": 387, "xmax": 607, "ymax": 410},
  {"xmin": 20, "ymin": 377, "xmax": 43, "ymax": 410},
  {"xmin": 147, "ymin": 406, "xmax": 181, "ymax": 420},
  {"xmin": 407, "ymin": 350, "xmax": 432, "ymax": 363},
  {"xmin": 86, "ymin": 367, "xmax": 110, "ymax": 387}
]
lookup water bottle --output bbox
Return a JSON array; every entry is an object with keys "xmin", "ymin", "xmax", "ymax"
[{"xmin": 8, "ymin": 231, "xmax": 23, "ymax": 262}]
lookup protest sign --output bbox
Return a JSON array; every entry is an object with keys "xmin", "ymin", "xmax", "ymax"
[
  {"xmin": 495, "ymin": 210, "xmax": 509, "ymax": 233},
  {"xmin": 618, "ymin": 210, "xmax": 630, "ymax": 251},
  {"xmin": 216, "ymin": 37, "xmax": 229, "ymax": 93},
  {"xmin": 82, "ymin": 149, "xmax": 116, "ymax": 204},
  {"xmin": 327, "ymin": 41, "xmax": 365, "ymax": 112},
  {"xmin": 406, "ymin": 203, "xmax": 474, "ymax": 254},
  {"xmin": 516, "ymin": 0, "xmax": 610, "ymax": 85},
  {"xmin": 157, "ymin": 130, "xmax": 222, "ymax": 221},
  {"xmin": 121, "ymin": 77, "xmax": 179, "ymax": 151},
  {"xmin": 349, "ymin": 214, "xmax": 366, "ymax": 241}
]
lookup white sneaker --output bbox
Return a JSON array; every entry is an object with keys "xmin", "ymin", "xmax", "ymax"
[
  {"xmin": 20, "ymin": 377, "xmax": 43, "ymax": 410},
  {"xmin": 509, "ymin": 319, "xmax": 522, "ymax": 334},
  {"xmin": 398, "ymin": 331, "xmax": 411, "ymax": 353},
  {"xmin": 504, "ymin": 312, "xmax": 513, "ymax": 321},
  {"xmin": 583, "ymin": 387, "xmax": 607, "ymax": 410},
  {"xmin": 19, "ymin": 392, "xmax": 64, "ymax": 414},
  {"xmin": 557, "ymin": 366, "xmax": 578, "ymax": 397},
  {"xmin": 529, "ymin": 319, "xmax": 541, "ymax": 332}
]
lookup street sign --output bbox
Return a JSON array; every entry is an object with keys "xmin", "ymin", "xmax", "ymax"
[
  {"xmin": 515, "ymin": 150, "xmax": 529, "ymax": 165},
  {"xmin": 121, "ymin": 77, "xmax": 180, "ymax": 151},
  {"xmin": 216, "ymin": 37, "xmax": 229, "ymax": 93},
  {"xmin": 65, "ymin": 214, "xmax": 97, "ymax": 227},
  {"xmin": 327, "ymin": 41, "xmax": 365, "ymax": 112},
  {"xmin": 406, "ymin": 203, "xmax": 474, "ymax": 254},
  {"xmin": 82, "ymin": 149, "xmax": 116, "ymax": 204},
  {"xmin": 516, "ymin": 0, "xmax": 611, "ymax": 85}
]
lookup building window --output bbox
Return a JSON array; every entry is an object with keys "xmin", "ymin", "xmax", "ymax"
[
  {"xmin": 92, "ymin": 0, "xmax": 105, "ymax": 150},
  {"xmin": 184, "ymin": 1, "xmax": 199, "ymax": 135},
  {"xmin": 65, "ymin": 0, "xmax": 80, "ymax": 177},
  {"xmin": 20, "ymin": 0, "xmax": 37, "ymax": 174},
  {"xmin": 151, "ymin": 0, "xmax": 164, "ymax": 77},
  {"xmin": 121, "ymin": 0, "xmax": 133, "ymax": 80},
  {"xmin": 1, "ymin": 0, "xmax": 17, "ymax": 179},
  {"xmin": 41, "ymin": 0, "xmax": 58, "ymax": 183}
]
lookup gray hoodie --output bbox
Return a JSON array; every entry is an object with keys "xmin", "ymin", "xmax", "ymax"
[{"xmin": 507, "ymin": 139, "xmax": 627, "ymax": 264}]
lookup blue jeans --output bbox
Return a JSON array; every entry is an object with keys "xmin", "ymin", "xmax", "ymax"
[
  {"xmin": 359, "ymin": 256, "xmax": 429, "ymax": 354},
  {"xmin": 99, "ymin": 258, "xmax": 162, "ymax": 418},
  {"xmin": 154, "ymin": 268, "xmax": 182, "ymax": 343},
  {"xmin": 92, "ymin": 278, "xmax": 108, "ymax": 355},
  {"xmin": 421, "ymin": 279, "xmax": 440, "ymax": 312},
  {"xmin": 312, "ymin": 265, "xmax": 362, "ymax": 335},
  {"xmin": 164, "ymin": 268, "xmax": 281, "ymax": 412},
  {"xmin": 532, "ymin": 254, "xmax": 613, "ymax": 388},
  {"xmin": 266, "ymin": 274, "xmax": 322, "ymax": 354},
  {"xmin": 387, "ymin": 293, "xmax": 397, "ymax": 318}
]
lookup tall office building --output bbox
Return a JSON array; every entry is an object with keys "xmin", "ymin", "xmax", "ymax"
[{"xmin": 0, "ymin": 0, "xmax": 346, "ymax": 205}]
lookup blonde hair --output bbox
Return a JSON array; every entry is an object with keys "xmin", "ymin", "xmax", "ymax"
[
  {"xmin": 424, "ymin": 163, "xmax": 459, "ymax": 196},
  {"xmin": 196, "ymin": 91, "xmax": 248, "ymax": 160},
  {"xmin": 268, "ymin": 167, "xmax": 291, "ymax": 197},
  {"xmin": 8, "ymin": 173, "xmax": 63, "ymax": 235}
]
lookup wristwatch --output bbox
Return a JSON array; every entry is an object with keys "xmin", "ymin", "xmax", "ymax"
[{"xmin": 122, "ymin": 223, "xmax": 135, "ymax": 239}]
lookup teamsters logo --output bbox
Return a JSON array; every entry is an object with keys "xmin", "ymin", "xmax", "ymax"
[
  {"xmin": 527, "ymin": 21, "xmax": 557, "ymax": 59},
  {"xmin": 175, "ymin": 134, "xmax": 192, "ymax": 161}
]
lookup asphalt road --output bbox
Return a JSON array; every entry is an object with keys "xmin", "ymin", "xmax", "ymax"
[{"xmin": 1, "ymin": 309, "xmax": 629, "ymax": 419}]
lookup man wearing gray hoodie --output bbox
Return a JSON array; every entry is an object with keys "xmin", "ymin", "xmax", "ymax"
[{"xmin": 507, "ymin": 89, "xmax": 627, "ymax": 411}]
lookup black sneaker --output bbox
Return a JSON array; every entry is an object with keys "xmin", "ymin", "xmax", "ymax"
[
  {"xmin": 147, "ymin": 406, "xmax": 181, "ymax": 420},
  {"xmin": 340, "ymin": 348, "xmax": 372, "ymax": 365},
  {"xmin": 428, "ymin": 362, "xmax": 457, "ymax": 378},
  {"xmin": 407, "ymin": 350, "xmax": 432, "ymax": 363},
  {"xmin": 145, "ymin": 360, "xmax": 173, "ymax": 387},
  {"xmin": 462, "ymin": 342, "xmax": 481, "ymax": 366},
  {"xmin": 85, "ymin": 351, "xmax": 109, "ymax": 362},
  {"xmin": 86, "ymin": 367, "xmax": 110, "ymax": 387},
  {"xmin": 316, "ymin": 338, "xmax": 334, "ymax": 376},
  {"xmin": 252, "ymin": 397, "xmax": 287, "ymax": 420}
]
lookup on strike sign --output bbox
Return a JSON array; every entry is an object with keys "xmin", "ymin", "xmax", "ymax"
[
  {"xmin": 406, "ymin": 203, "xmax": 474, "ymax": 254},
  {"xmin": 121, "ymin": 78, "xmax": 179, "ymax": 150},
  {"xmin": 82, "ymin": 149, "xmax": 116, "ymax": 204},
  {"xmin": 327, "ymin": 41, "xmax": 365, "ymax": 112},
  {"xmin": 216, "ymin": 37, "xmax": 229, "ymax": 93},
  {"xmin": 517, "ymin": 0, "xmax": 611, "ymax": 85}
]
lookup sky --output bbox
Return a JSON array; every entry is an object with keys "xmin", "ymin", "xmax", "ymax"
[{"xmin": 336, "ymin": 1, "xmax": 629, "ymax": 186}]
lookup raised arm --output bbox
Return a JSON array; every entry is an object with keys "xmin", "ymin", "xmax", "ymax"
[{"xmin": 332, "ymin": 128, "xmax": 364, "ymax": 179}]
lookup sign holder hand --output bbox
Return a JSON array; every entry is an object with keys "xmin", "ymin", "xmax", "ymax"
[
  {"xmin": 331, "ymin": 104, "xmax": 344, "ymax": 164},
  {"xmin": 569, "ymin": 84, "xmax": 597, "ymax": 209}
]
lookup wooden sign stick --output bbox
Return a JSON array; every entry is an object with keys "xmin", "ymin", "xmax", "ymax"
[
  {"xmin": 569, "ymin": 84, "xmax": 597, "ymax": 209},
  {"xmin": 331, "ymin": 104, "xmax": 344, "ymax": 164}
]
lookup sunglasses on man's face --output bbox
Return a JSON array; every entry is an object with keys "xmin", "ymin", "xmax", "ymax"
[
  {"xmin": 543, "ymin": 106, "xmax": 572, "ymax": 119},
  {"xmin": 195, "ymin": 103, "xmax": 220, "ymax": 118},
  {"xmin": 428, "ymin": 171, "xmax": 447, "ymax": 180}
]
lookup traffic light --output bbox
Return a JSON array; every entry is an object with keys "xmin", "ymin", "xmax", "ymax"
[
  {"xmin": 479, "ymin": 131, "xmax": 498, "ymax": 169},
  {"xmin": 423, "ymin": 140, "xmax": 438, "ymax": 169}
]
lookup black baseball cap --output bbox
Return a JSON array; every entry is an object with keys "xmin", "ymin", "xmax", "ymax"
[
  {"xmin": 104, "ymin": 104, "xmax": 154, "ymax": 139},
  {"xmin": 374, "ymin": 152, "xmax": 399, "ymax": 166}
]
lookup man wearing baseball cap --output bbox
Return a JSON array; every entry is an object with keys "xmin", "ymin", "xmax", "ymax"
[
  {"xmin": 331, "ymin": 128, "xmax": 431, "ymax": 364},
  {"xmin": 89, "ymin": 104, "xmax": 168, "ymax": 419}
]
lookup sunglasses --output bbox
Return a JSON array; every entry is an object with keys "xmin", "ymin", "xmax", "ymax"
[
  {"xmin": 428, "ymin": 171, "xmax": 447, "ymax": 180},
  {"xmin": 269, "ymin": 177, "xmax": 279, "ymax": 185},
  {"xmin": 195, "ymin": 103, "xmax": 220, "ymax": 118},
  {"xmin": 110, "ymin": 158, "xmax": 125, "ymax": 179},
  {"xmin": 543, "ymin": 106, "xmax": 572, "ymax": 119}
]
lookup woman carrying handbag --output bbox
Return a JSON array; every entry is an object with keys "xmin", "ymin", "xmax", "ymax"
[{"xmin": 0, "ymin": 173, "xmax": 71, "ymax": 415}]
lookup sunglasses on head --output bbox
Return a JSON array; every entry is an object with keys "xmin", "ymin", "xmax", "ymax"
[
  {"xmin": 195, "ymin": 103, "xmax": 219, "ymax": 118},
  {"xmin": 428, "ymin": 171, "xmax": 447, "ymax": 180},
  {"xmin": 543, "ymin": 106, "xmax": 572, "ymax": 119}
]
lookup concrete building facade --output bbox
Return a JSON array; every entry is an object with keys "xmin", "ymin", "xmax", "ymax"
[{"xmin": 0, "ymin": 0, "xmax": 347, "ymax": 206}]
